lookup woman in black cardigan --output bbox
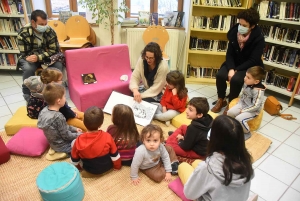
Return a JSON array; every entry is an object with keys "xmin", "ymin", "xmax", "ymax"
[{"xmin": 211, "ymin": 8, "xmax": 265, "ymax": 114}]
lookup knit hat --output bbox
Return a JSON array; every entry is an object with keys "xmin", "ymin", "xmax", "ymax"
[{"xmin": 24, "ymin": 76, "xmax": 44, "ymax": 93}]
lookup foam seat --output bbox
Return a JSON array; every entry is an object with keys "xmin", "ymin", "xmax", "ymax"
[
  {"xmin": 0, "ymin": 136, "xmax": 10, "ymax": 165},
  {"xmin": 229, "ymin": 98, "xmax": 263, "ymax": 131},
  {"xmin": 4, "ymin": 106, "xmax": 37, "ymax": 135},
  {"xmin": 65, "ymin": 44, "xmax": 132, "ymax": 111},
  {"xmin": 36, "ymin": 162, "xmax": 84, "ymax": 201},
  {"xmin": 171, "ymin": 110, "xmax": 218, "ymax": 128}
]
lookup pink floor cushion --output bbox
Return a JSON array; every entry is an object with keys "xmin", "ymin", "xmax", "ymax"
[
  {"xmin": 168, "ymin": 178, "xmax": 192, "ymax": 201},
  {"xmin": 6, "ymin": 127, "xmax": 49, "ymax": 157},
  {"xmin": 65, "ymin": 44, "xmax": 132, "ymax": 111},
  {"xmin": 0, "ymin": 136, "xmax": 10, "ymax": 165}
]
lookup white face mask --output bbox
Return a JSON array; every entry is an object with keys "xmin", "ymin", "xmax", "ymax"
[
  {"xmin": 238, "ymin": 24, "xmax": 249, "ymax": 35},
  {"xmin": 36, "ymin": 25, "xmax": 48, "ymax": 33}
]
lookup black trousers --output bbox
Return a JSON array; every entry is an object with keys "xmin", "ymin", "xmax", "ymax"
[{"xmin": 216, "ymin": 66, "xmax": 246, "ymax": 102}]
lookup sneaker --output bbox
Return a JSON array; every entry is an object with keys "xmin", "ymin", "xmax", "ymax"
[
  {"xmin": 165, "ymin": 121, "xmax": 170, "ymax": 127},
  {"xmin": 168, "ymin": 131, "xmax": 174, "ymax": 136},
  {"xmin": 171, "ymin": 161, "xmax": 179, "ymax": 175},
  {"xmin": 244, "ymin": 132, "xmax": 251, "ymax": 141}
]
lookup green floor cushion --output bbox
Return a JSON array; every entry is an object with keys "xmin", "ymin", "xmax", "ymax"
[{"xmin": 5, "ymin": 106, "xmax": 38, "ymax": 135}]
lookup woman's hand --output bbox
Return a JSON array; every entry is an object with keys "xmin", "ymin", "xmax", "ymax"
[
  {"xmin": 164, "ymin": 172, "xmax": 172, "ymax": 182},
  {"xmin": 176, "ymin": 134, "xmax": 184, "ymax": 141},
  {"xmin": 228, "ymin": 69, "xmax": 235, "ymax": 82},
  {"xmin": 133, "ymin": 89, "xmax": 142, "ymax": 103}
]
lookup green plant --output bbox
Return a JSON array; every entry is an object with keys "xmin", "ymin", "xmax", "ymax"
[{"xmin": 79, "ymin": 0, "xmax": 129, "ymax": 45}]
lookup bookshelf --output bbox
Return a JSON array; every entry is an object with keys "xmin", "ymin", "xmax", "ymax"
[
  {"xmin": 184, "ymin": 0, "xmax": 249, "ymax": 85},
  {"xmin": 0, "ymin": 0, "xmax": 32, "ymax": 70},
  {"xmin": 259, "ymin": 0, "xmax": 300, "ymax": 106}
]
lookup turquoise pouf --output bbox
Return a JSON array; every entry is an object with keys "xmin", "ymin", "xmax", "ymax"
[{"xmin": 36, "ymin": 162, "xmax": 84, "ymax": 201}]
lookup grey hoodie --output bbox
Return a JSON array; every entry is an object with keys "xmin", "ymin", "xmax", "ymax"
[{"xmin": 184, "ymin": 152, "xmax": 253, "ymax": 201}]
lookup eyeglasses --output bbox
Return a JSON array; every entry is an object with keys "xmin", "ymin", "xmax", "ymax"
[{"xmin": 145, "ymin": 56, "xmax": 154, "ymax": 61}]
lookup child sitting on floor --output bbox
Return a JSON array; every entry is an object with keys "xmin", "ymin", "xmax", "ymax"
[
  {"xmin": 131, "ymin": 124, "xmax": 179, "ymax": 185},
  {"xmin": 227, "ymin": 66, "xmax": 266, "ymax": 140},
  {"xmin": 178, "ymin": 115, "xmax": 254, "ymax": 201},
  {"xmin": 38, "ymin": 83, "xmax": 81, "ymax": 154},
  {"xmin": 71, "ymin": 106, "xmax": 121, "ymax": 178},
  {"xmin": 24, "ymin": 68, "xmax": 86, "ymax": 131},
  {"xmin": 107, "ymin": 104, "xmax": 140, "ymax": 166},
  {"xmin": 152, "ymin": 70, "xmax": 188, "ymax": 126},
  {"xmin": 166, "ymin": 97, "xmax": 213, "ymax": 159}
]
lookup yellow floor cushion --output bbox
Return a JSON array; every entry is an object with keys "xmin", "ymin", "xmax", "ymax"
[
  {"xmin": 171, "ymin": 110, "xmax": 218, "ymax": 128},
  {"xmin": 229, "ymin": 98, "xmax": 263, "ymax": 131},
  {"xmin": 5, "ymin": 106, "xmax": 38, "ymax": 135}
]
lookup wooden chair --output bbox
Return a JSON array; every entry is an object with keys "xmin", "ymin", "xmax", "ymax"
[
  {"xmin": 59, "ymin": 15, "xmax": 93, "ymax": 51},
  {"xmin": 142, "ymin": 25, "xmax": 169, "ymax": 61},
  {"xmin": 48, "ymin": 20, "xmax": 68, "ymax": 43}
]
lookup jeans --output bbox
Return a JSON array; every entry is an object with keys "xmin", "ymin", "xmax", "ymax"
[
  {"xmin": 216, "ymin": 66, "xmax": 246, "ymax": 102},
  {"xmin": 19, "ymin": 58, "xmax": 64, "ymax": 96},
  {"xmin": 152, "ymin": 102, "xmax": 180, "ymax": 122}
]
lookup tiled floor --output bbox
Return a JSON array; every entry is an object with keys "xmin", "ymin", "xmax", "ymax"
[{"xmin": 1, "ymin": 70, "xmax": 300, "ymax": 201}]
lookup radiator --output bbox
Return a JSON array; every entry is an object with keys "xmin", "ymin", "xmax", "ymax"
[{"xmin": 121, "ymin": 28, "xmax": 185, "ymax": 71}]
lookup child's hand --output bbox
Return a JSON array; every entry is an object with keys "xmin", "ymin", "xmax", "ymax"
[
  {"xmin": 165, "ymin": 172, "xmax": 172, "ymax": 182},
  {"xmin": 176, "ymin": 134, "xmax": 184, "ymax": 141},
  {"xmin": 132, "ymin": 178, "xmax": 141, "ymax": 185},
  {"xmin": 163, "ymin": 106, "xmax": 167, "ymax": 113},
  {"xmin": 172, "ymin": 88, "xmax": 177, "ymax": 95},
  {"xmin": 77, "ymin": 128, "xmax": 82, "ymax": 133}
]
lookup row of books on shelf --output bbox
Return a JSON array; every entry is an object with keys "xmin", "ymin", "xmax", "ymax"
[
  {"xmin": 258, "ymin": 1, "xmax": 300, "ymax": 22},
  {"xmin": 0, "ymin": 36, "xmax": 18, "ymax": 49},
  {"xmin": 138, "ymin": 11, "xmax": 184, "ymax": 27},
  {"xmin": 265, "ymin": 69, "xmax": 300, "ymax": 94},
  {"xmin": 193, "ymin": 0, "xmax": 241, "ymax": 7},
  {"xmin": 189, "ymin": 37, "xmax": 228, "ymax": 51},
  {"xmin": 0, "ymin": 18, "xmax": 25, "ymax": 33},
  {"xmin": 0, "ymin": 53, "xmax": 17, "ymax": 66},
  {"xmin": 191, "ymin": 15, "xmax": 238, "ymax": 31},
  {"xmin": 263, "ymin": 44, "xmax": 300, "ymax": 68},
  {"xmin": 186, "ymin": 64, "xmax": 219, "ymax": 78},
  {"xmin": 0, "ymin": 0, "xmax": 23, "ymax": 14},
  {"xmin": 260, "ymin": 24, "xmax": 300, "ymax": 44}
]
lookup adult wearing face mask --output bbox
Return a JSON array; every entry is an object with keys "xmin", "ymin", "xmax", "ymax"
[
  {"xmin": 17, "ymin": 9, "xmax": 63, "ymax": 102},
  {"xmin": 211, "ymin": 8, "xmax": 264, "ymax": 114}
]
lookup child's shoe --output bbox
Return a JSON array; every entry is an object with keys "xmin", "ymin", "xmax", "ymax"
[
  {"xmin": 165, "ymin": 121, "xmax": 170, "ymax": 127},
  {"xmin": 244, "ymin": 132, "xmax": 252, "ymax": 141},
  {"xmin": 171, "ymin": 161, "xmax": 179, "ymax": 175}
]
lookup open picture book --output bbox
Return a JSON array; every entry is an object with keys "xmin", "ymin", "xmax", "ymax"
[{"xmin": 103, "ymin": 91, "xmax": 158, "ymax": 126}]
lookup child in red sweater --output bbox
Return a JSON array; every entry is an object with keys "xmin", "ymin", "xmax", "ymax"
[
  {"xmin": 153, "ymin": 71, "xmax": 188, "ymax": 126},
  {"xmin": 71, "ymin": 106, "xmax": 121, "ymax": 178}
]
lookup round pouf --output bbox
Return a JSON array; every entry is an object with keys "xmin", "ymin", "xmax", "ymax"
[{"xmin": 36, "ymin": 162, "xmax": 84, "ymax": 201}]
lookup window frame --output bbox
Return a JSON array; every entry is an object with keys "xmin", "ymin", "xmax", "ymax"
[
  {"xmin": 125, "ymin": 0, "xmax": 184, "ymax": 18},
  {"xmin": 45, "ymin": 0, "xmax": 78, "ymax": 18}
]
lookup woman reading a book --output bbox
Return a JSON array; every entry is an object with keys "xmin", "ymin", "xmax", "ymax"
[
  {"xmin": 129, "ymin": 42, "xmax": 169, "ymax": 103},
  {"xmin": 211, "ymin": 8, "xmax": 265, "ymax": 114}
]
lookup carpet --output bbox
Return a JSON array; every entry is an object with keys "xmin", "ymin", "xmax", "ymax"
[{"xmin": 0, "ymin": 114, "xmax": 271, "ymax": 200}]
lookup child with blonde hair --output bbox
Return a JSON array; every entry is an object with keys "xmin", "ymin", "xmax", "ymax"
[
  {"xmin": 24, "ymin": 68, "xmax": 86, "ymax": 131},
  {"xmin": 131, "ymin": 124, "xmax": 179, "ymax": 185},
  {"xmin": 107, "ymin": 104, "xmax": 140, "ymax": 166},
  {"xmin": 153, "ymin": 70, "xmax": 188, "ymax": 126},
  {"xmin": 38, "ymin": 83, "xmax": 81, "ymax": 154},
  {"xmin": 227, "ymin": 66, "xmax": 265, "ymax": 140},
  {"xmin": 71, "ymin": 106, "xmax": 122, "ymax": 178}
]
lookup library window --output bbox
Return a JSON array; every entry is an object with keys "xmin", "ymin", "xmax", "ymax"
[
  {"xmin": 45, "ymin": 0, "xmax": 82, "ymax": 18},
  {"xmin": 126, "ymin": 0, "xmax": 183, "ymax": 17}
]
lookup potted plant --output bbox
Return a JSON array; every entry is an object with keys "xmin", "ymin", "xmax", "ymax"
[{"xmin": 79, "ymin": 0, "xmax": 129, "ymax": 45}]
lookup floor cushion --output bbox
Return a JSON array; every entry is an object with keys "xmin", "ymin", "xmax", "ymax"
[
  {"xmin": 168, "ymin": 178, "xmax": 192, "ymax": 201},
  {"xmin": 0, "ymin": 136, "xmax": 10, "ymax": 165},
  {"xmin": 229, "ymin": 98, "xmax": 263, "ymax": 131},
  {"xmin": 5, "ymin": 106, "xmax": 37, "ymax": 135},
  {"xmin": 36, "ymin": 162, "xmax": 84, "ymax": 201},
  {"xmin": 171, "ymin": 110, "xmax": 218, "ymax": 128},
  {"xmin": 6, "ymin": 127, "xmax": 49, "ymax": 157}
]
